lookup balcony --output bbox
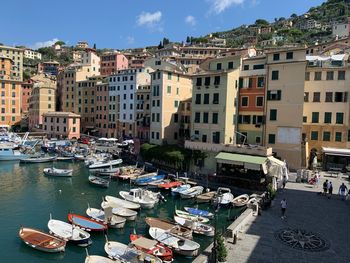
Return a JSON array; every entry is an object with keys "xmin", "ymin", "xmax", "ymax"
[{"xmin": 184, "ymin": 140, "xmax": 272, "ymax": 157}]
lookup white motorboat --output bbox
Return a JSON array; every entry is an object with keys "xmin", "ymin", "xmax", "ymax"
[
  {"xmin": 86, "ymin": 207, "xmax": 126, "ymax": 229},
  {"xmin": 119, "ymin": 189, "xmax": 157, "ymax": 209},
  {"xmin": 89, "ymin": 159, "xmax": 122, "ymax": 170},
  {"xmin": 47, "ymin": 218, "xmax": 91, "ymax": 246},
  {"xmin": 213, "ymin": 187, "xmax": 234, "ymax": 206},
  {"xmin": 0, "ymin": 144, "xmax": 29, "ymax": 161},
  {"xmin": 175, "ymin": 210, "xmax": 210, "ymax": 223},
  {"xmin": 56, "ymin": 156, "xmax": 74, "ymax": 161},
  {"xmin": 20, "ymin": 155, "xmax": 57, "ymax": 163},
  {"xmin": 174, "ymin": 216, "xmax": 214, "ymax": 237},
  {"xmin": 43, "ymin": 167, "xmax": 73, "ymax": 177},
  {"xmin": 232, "ymin": 194, "xmax": 249, "ymax": 207},
  {"xmin": 149, "ymin": 227, "xmax": 200, "ymax": 257},
  {"xmin": 105, "ymin": 195, "xmax": 140, "ymax": 210},
  {"xmin": 171, "ymin": 184, "xmax": 191, "ymax": 196},
  {"xmin": 180, "ymin": 186, "xmax": 204, "ymax": 199},
  {"xmin": 85, "ymin": 255, "xmax": 115, "ymax": 263},
  {"xmin": 101, "ymin": 201, "xmax": 137, "ymax": 221},
  {"xmin": 74, "ymin": 154, "xmax": 86, "ymax": 161},
  {"xmin": 88, "ymin": 175, "xmax": 110, "ymax": 188},
  {"xmin": 104, "ymin": 240, "xmax": 162, "ymax": 263}
]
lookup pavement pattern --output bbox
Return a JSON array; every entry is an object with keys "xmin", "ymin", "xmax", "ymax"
[{"xmin": 224, "ymin": 172, "xmax": 350, "ymax": 263}]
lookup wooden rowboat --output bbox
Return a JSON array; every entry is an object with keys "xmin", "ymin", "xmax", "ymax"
[
  {"xmin": 232, "ymin": 194, "xmax": 249, "ymax": 207},
  {"xmin": 19, "ymin": 227, "xmax": 66, "ymax": 253},
  {"xmin": 196, "ymin": 191, "xmax": 216, "ymax": 203},
  {"xmin": 145, "ymin": 217, "xmax": 192, "ymax": 239}
]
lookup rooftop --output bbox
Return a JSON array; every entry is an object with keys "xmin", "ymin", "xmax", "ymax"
[{"xmin": 42, "ymin": 112, "xmax": 81, "ymax": 118}]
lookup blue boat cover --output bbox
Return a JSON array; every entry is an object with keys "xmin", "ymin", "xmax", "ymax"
[{"xmin": 72, "ymin": 216, "xmax": 105, "ymax": 230}]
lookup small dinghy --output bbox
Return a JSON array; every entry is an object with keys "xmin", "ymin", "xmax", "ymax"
[
  {"xmin": 130, "ymin": 234, "xmax": 174, "ymax": 263},
  {"xmin": 19, "ymin": 227, "xmax": 66, "ymax": 253},
  {"xmin": 20, "ymin": 155, "xmax": 57, "ymax": 163},
  {"xmin": 48, "ymin": 218, "xmax": 91, "ymax": 247},
  {"xmin": 104, "ymin": 239, "xmax": 162, "ymax": 263},
  {"xmin": 101, "ymin": 201, "xmax": 137, "ymax": 221},
  {"xmin": 68, "ymin": 213, "xmax": 107, "ymax": 232},
  {"xmin": 85, "ymin": 255, "xmax": 114, "ymax": 263},
  {"xmin": 213, "ymin": 187, "xmax": 234, "ymax": 206},
  {"xmin": 158, "ymin": 181, "xmax": 182, "ymax": 190},
  {"xmin": 43, "ymin": 167, "xmax": 73, "ymax": 177},
  {"xmin": 232, "ymin": 194, "xmax": 249, "ymax": 207},
  {"xmin": 174, "ymin": 216, "xmax": 214, "ymax": 237},
  {"xmin": 184, "ymin": 207, "xmax": 214, "ymax": 219},
  {"xmin": 89, "ymin": 175, "xmax": 110, "ymax": 188},
  {"xmin": 180, "ymin": 186, "xmax": 204, "ymax": 199},
  {"xmin": 86, "ymin": 206, "xmax": 126, "ymax": 229},
  {"xmin": 171, "ymin": 184, "xmax": 191, "ymax": 196},
  {"xmin": 133, "ymin": 174, "xmax": 165, "ymax": 186},
  {"xmin": 119, "ymin": 189, "xmax": 158, "ymax": 209},
  {"xmin": 105, "ymin": 195, "xmax": 140, "ymax": 210},
  {"xmin": 196, "ymin": 191, "xmax": 216, "ymax": 203},
  {"xmin": 145, "ymin": 217, "xmax": 193, "ymax": 239},
  {"xmin": 175, "ymin": 210, "xmax": 209, "ymax": 223},
  {"xmin": 149, "ymin": 227, "xmax": 200, "ymax": 257}
]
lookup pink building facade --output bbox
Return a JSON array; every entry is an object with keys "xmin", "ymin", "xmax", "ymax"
[
  {"xmin": 100, "ymin": 52, "xmax": 128, "ymax": 76},
  {"xmin": 43, "ymin": 112, "xmax": 81, "ymax": 139}
]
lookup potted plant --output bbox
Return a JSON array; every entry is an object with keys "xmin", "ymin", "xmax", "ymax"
[{"xmin": 216, "ymin": 234, "xmax": 227, "ymax": 263}]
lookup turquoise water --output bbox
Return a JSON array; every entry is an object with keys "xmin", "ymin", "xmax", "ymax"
[{"xmin": 0, "ymin": 161, "xmax": 242, "ymax": 262}]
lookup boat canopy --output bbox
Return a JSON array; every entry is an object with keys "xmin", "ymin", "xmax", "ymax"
[{"xmin": 131, "ymin": 237, "xmax": 157, "ymax": 250}]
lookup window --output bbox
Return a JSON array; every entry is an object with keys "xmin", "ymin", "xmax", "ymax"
[
  {"xmin": 312, "ymin": 112, "xmax": 319, "ymax": 123},
  {"xmin": 174, "ymin": 100, "xmax": 179, "ymax": 107},
  {"xmin": 212, "ymin": 132, "xmax": 220, "ymax": 144},
  {"xmin": 270, "ymin": 109, "xmax": 277, "ymax": 121},
  {"xmin": 174, "ymin": 114, "xmax": 178, "ymax": 123},
  {"xmin": 243, "ymin": 65, "xmax": 249, "ymax": 70},
  {"xmin": 314, "ymin": 72, "xmax": 322, "ymax": 81},
  {"xmin": 268, "ymin": 134, "xmax": 276, "ymax": 144},
  {"xmin": 212, "ymin": 113, "xmax": 218, "ymax": 124},
  {"xmin": 305, "ymin": 72, "xmax": 310, "ymax": 81},
  {"xmin": 273, "ymin": 53, "xmax": 280, "ymax": 61},
  {"xmin": 271, "ymin": 70, "xmax": 279, "ymax": 80},
  {"xmin": 214, "ymin": 76, "xmax": 220, "ymax": 85},
  {"xmin": 204, "ymin": 77, "xmax": 210, "ymax": 86},
  {"xmin": 338, "ymin": 70, "xmax": 345, "ymax": 80},
  {"xmin": 256, "ymin": 137, "xmax": 261, "ymax": 144},
  {"xmin": 267, "ymin": 90, "xmax": 281, "ymax": 100},
  {"xmin": 195, "ymin": 94, "xmax": 201, "ymax": 104},
  {"xmin": 203, "ymin": 112, "xmax": 209, "ymax": 123},
  {"xmin": 241, "ymin": 97, "xmax": 248, "ymax": 107},
  {"xmin": 257, "ymin": 77, "xmax": 264, "ymax": 87},
  {"xmin": 336, "ymin": 112, "xmax": 344, "ymax": 124},
  {"xmin": 167, "ymin": 72, "xmax": 172, "ymax": 80},
  {"xmin": 204, "ymin": 94, "xmax": 209, "ymax": 104},
  {"xmin": 286, "ymin": 52, "xmax": 293, "ymax": 60},
  {"xmin": 348, "ymin": 130, "xmax": 350, "ymax": 141},
  {"xmin": 256, "ymin": 96, "xmax": 263, "ymax": 107},
  {"xmin": 313, "ymin": 92, "xmax": 320, "ymax": 102},
  {"xmin": 248, "ymin": 78, "xmax": 253, "ymax": 88},
  {"xmin": 303, "ymin": 116, "xmax": 307, "ymax": 123},
  {"xmin": 335, "ymin": 92, "xmax": 348, "ymax": 102},
  {"xmin": 326, "ymin": 71, "xmax": 334, "ymax": 80},
  {"xmin": 202, "ymin": 134, "xmax": 207, "ymax": 142},
  {"xmin": 335, "ymin": 132, "xmax": 342, "ymax": 142},
  {"xmin": 242, "ymin": 115, "xmax": 251, "ymax": 124},
  {"xmin": 324, "ymin": 112, "xmax": 332, "ymax": 124},
  {"xmin": 304, "ymin": 92, "xmax": 309, "ymax": 102},
  {"xmin": 213, "ymin": 93, "xmax": 219, "ymax": 104},
  {"xmin": 323, "ymin": 131, "xmax": 331, "ymax": 141},
  {"xmin": 228, "ymin": 61, "xmax": 234, "ymax": 69},
  {"xmin": 325, "ymin": 92, "xmax": 333, "ymax": 102},
  {"xmin": 72, "ymin": 127, "xmax": 76, "ymax": 132},
  {"xmin": 196, "ymin": 78, "xmax": 202, "ymax": 86},
  {"xmin": 167, "ymin": 86, "xmax": 171, "ymax": 94},
  {"xmin": 194, "ymin": 112, "xmax": 200, "ymax": 123},
  {"xmin": 216, "ymin": 63, "xmax": 222, "ymax": 70},
  {"xmin": 311, "ymin": 131, "xmax": 318, "ymax": 140},
  {"xmin": 156, "ymin": 132, "xmax": 159, "ymax": 140},
  {"xmin": 253, "ymin": 64, "xmax": 264, "ymax": 70}
]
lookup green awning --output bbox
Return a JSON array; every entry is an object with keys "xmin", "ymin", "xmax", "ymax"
[{"xmin": 215, "ymin": 152, "xmax": 267, "ymax": 171}]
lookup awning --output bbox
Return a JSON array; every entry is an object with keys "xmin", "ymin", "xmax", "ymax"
[
  {"xmin": 215, "ymin": 152, "xmax": 266, "ymax": 171},
  {"xmin": 322, "ymin": 147, "xmax": 350, "ymax": 157},
  {"xmin": 267, "ymin": 156, "xmax": 285, "ymax": 166}
]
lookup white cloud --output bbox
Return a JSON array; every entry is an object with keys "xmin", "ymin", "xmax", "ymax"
[
  {"xmin": 185, "ymin": 15, "xmax": 196, "ymax": 26},
  {"xmin": 31, "ymin": 38, "xmax": 59, "ymax": 49},
  {"xmin": 209, "ymin": 0, "xmax": 245, "ymax": 14},
  {"xmin": 126, "ymin": 36, "xmax": 135, "ymax": 44},
  {"xmin": 137, "ymin": 11, "xmax": 162, "ymax": 27}
]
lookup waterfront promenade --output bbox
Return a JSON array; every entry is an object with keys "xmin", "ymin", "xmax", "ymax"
[{"xmin": 194, "ymin": 172, "xmax": 350, "ymax": 263}]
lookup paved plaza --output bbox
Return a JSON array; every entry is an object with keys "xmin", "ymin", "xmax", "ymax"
[{"xmin": 224, "ymin": 172, "xmax": 350, "ymax": 263}]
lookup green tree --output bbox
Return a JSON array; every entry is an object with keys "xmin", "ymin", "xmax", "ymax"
[
  {"xmin": 186, "ymin": 36, "xmax": 191, "ymax": 43},
  {"xmin": 290, "ymin": 13, "xmax": 298, "ymax": 18},
  {"xmin": 255, "ymin": 19, "xmax": 269, "ymax": 26},
  {"xmin": 55, "ymin": 40, "xmax": 65, "ymax": 46},
  {"xmin": 93, "ymin": 43, "xmax": 96, "ymax": 49}
]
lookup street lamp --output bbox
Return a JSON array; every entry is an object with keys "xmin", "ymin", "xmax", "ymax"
[{"xmin": 212, "ymin": 193, "xmax": 223, "ymax": 263}]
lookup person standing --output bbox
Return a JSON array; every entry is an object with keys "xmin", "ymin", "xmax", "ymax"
[
  {"xmin": 327, "ymin": 181, "xmax": 333, "ymax": 199},
  {"xmin": 281, "ymin": 198, "xmax": 287, "ymax": 219},
  {"xmin": 323, "ymin": 180, "xmax": 328, "ymax": 195},
  {"xmin": 282, "ymin": 176, "xmax": 287, "ymax": 189},
  {"xmin": 338, "ymin": 183, "xmax": 348, "ymax": 201}
]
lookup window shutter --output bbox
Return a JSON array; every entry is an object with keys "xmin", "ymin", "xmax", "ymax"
[
  {"xmin": 253, "ymin": 115, "xmax": 256, "ymax": 124},
  {"xmin": 277, "ymin": 90, "xmax": 282, "ymax": 100},
  {"xmin": 344, "ymin": 92, "xmax": 348, "ymax": 102}
]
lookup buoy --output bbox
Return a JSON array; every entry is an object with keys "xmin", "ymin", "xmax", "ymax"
[
  {"xmin": 81, "ymin": 193, "xmax": 85, "ymax": 195},
  {"xmin": 59, "ymin": 189, "xmax": 62, "ymax": 194}
]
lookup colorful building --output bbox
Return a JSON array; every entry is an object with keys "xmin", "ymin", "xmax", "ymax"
[
  {"xmin": 0, "ymin": 45, "xmax": 23, "ymax": 81},
  {"xmin": 100, "ymin": 52, "xmax": 128, "ymax": 76},
  {"xmin": 43, "ymin": 112, "xmax": 80, "ymax": 139},
  {"xmin": 95, "ymin": 81, "xmax": 109, "ymax": 137},
  {"xmin": 135, "ymin": 84, "xmax": 151, "ymax": 141}
]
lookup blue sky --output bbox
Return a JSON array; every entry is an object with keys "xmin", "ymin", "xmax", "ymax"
[{"xmin": 3, "ymin": 0, "xmax": 325, "ymax": 50}]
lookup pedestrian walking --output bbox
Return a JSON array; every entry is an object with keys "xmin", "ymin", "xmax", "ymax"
[
  {"xmin": 338, "ymin": 183, "xmax": 348, "ymax": 201},
  {"xmin": 314, "ymin": 171, "xmax": 320, "ymax": 188},
  {"xmin": 323, "ymin": 180, "xmax": 328, "ymax": 195},
  {"xmin": 282, "ymin": 175, "xmax": 287, "ymax": 189},
  {"xmin": 280, "ymin": 198, "xmax": 287, "ymax": 219},
  {"xmin": 327, "ymin": 181, "xmax": 333, "ymax": 199}
]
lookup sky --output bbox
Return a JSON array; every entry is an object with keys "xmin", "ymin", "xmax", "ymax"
[{"xmin": 2, "ymin": 0, "xmax": 326, "ymax": 50}]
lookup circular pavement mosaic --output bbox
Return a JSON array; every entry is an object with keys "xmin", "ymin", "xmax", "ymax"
[{"xmin": 274, "ymin": 228, "xmax": 330, "ymax": 252}]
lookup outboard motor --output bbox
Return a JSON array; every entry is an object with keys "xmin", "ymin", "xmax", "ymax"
[{"xmin": 158, "ymin": 193, "xmax": 167, "ymax": 203}]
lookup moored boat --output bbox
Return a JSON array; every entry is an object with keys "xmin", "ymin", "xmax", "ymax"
[
  {"xmin": 180, "ymin": 186, "xmax": 204, "ymax": 199},
  {"xmin": 20, "ymin": 155, "xmax": 57, "ymax": 163},
  {"xmin": 158, "ymin": 181, "xmax": 182, "ymax": 190},
  {"xmin": 175, "ymin": 210, "xmax": 209, "ymax": 223},
  {"xmin": 149, "ymin": 227, "xmax": 200, "ymax": 257},
  {"xmin": 88, "ymin": 159, "xmax": 122, "ymax": 170},
  {"xmin": 105, "ymin": 195, "xmax": 140, "ymax": 210},
  {"xmin": 184, "ymin": 207, "xmax": 214, "ymax": 219},
  {"xmin": 56, "ymin": 156, "xmax": 75, "ymax": 161},
  {"xmin": 0, "ymin": 144, "xmax": 29, "ymax": 161},
  {"xmin": 133, "ymin": 174, "xmax": 165, "ymax": 186},
  {"xmin": 119, "ymin": 189, "xmax": 158, "ymax": 209},
  {"xmin": 174, "ymin": 216, "xmax": 214, "ymax": 237},
  {"xmin": 43, "ymin": 167, "xmax": 73, "ymax": 177},
  {"xmin": 196, "ymin": 191, "xmax": 216, "ymax": 203},
  {"xmin": 47, "ymin": 218, "xmax": 91, "ymax": 247},
  {"xmin": 232, "ymin": 194, "xmax": 249, "ymax": 207},
  {"xmin": 86, "ymin": 207, "xmax": 126, "ymax": 229},
  {"xmin": 101, "ymin": 201, "xmax": 137, "ymax": 221},
  {"xmin": 18, "ymin": 226, "xmax": 66, "ymax": 253},
  {"xmin": 68, "ymin": 213, "xmax": 107, "ymax": 232},
  {"xmin": 85, "ymin": 255, "xmax": 114, "ymax": 263},
  {"xmin": 171, "ymin": 184, "xmax": 191, "ymax": 196},
  {"xmin": 88, "ymin": 175, "xmax": 110, "ymax": 188},
  {"xmin": 145, "ymin": 217, "xmax": 192, "ymax": 239},
  {"xmin": 213, "ymin": 187, "xmax": 234, "ymax": 206},
  {"xmin": 130, "ymin": 234, "xmax": 174, "ymax": 262}
]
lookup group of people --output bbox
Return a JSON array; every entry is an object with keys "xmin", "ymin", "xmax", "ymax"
[{"xmin": 322, "ymin": 180, "xmax": 349, "ymax": 200}]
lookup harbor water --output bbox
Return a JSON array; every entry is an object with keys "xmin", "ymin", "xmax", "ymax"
[{"xmin": 0, "ymin": 161, "xmax": 243, "ymax": 262}]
